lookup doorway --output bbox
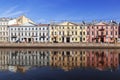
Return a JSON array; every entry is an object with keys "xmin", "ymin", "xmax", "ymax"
[
  {"xmin": 66, "ymin": 37, "xmax": 70, "ymax": 43},
  {"xmin": 101, "ymin": 37, "xmax": 104, "ymax": 43},
  {"xmin": 62, "ymin": 37, "xmax": 64, "ymax": 43},
  {"xmin": 28, "ymin": 38, "xmax": 31, "ymax": 43}
]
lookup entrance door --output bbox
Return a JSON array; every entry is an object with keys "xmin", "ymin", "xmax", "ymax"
[
  {"xmin": 66, "ymin": 37, "xmax": 70, "ymax": 43},
  {"xmin": 28, "ymin": 38, "xmax": 31, "ymax": 43},
  {"xmin": 101, "ymin": 37, "xmax": 104, "ymax": 43},
  {"xmin": 62, "ymin": 37, "xmax": 64, "ymax": 43}
]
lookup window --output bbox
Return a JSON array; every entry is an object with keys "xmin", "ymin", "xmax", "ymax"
[
  {"xmin": 39, "ymin": 33, "xmax": 41, "ymax": 36},
  {"xmin": 116, "ymin": 31, "xmax": 117, "ymax": 35},
  {"xmin": 80, "ymin": 37, "xmax": 82, "ymax": 42},
  {"xmin": 111, "ymin": 27, "xmax": 112, "ymax": 29},
  {"xmin": 87, "ymin": 31, "xmax": 89, "ymax": 35},
  {"xmin": 52, "ymin": 27, "xmax": 53, "ymax": 29},
  {"xmin": 59, "ymin": 32, "xmax": 61, "ymax": 35},
  {"xmin": 32, "ymin": 28, "xmax": 34, "ymax": 30},
  {"xmin": 106, "ymin": 26, "xmax": 108, "ymax": 29},
  {"xmin": 52, "ymin": 32, "xmax": 53, "ymax": 35},
  {"xmin": 75, "ymin": 31, "xmax": 77, "ymax": 35},
  {"xmin": 75, "ymin": 26, "xmax": 77, "ymax": 29},
  {"xmin": 97, "ymin": 26, "xmax": 98, "ymax": 29},
  {"xmin": 72, "ymin": 26, "xmax": 74, "ymax": 29},
  {"xmin": 92, "ymin": 32, "xmax": 94, "ymax": 35},
  {"xmin": 92, "ymin": 26, "xmax": 94, "ymax": 29},
  {"xmin": 97, "ymin": 31, "xmax": 98, "ymax": 35},
  {"xmin": 76, "ymin": 38, "xmax": 77, "ymax": 41},
  {"xmin": 106, "ymin": 31, "xmax": 108, "ymax": 35},
  {"xmin": 72, "ymin": 31, "xmax": 74, "ymax": 35},
  {"xmin": 55, "ymin": 32, "xmax": 57, "ymax": 35},
  {"xmin": 72, "ymin": 38, "xmax": 74, "ymax": 40},
  {"xmin": 83, "ymin": 32, "xmax": 85, "ymax": 35},
  {"xmin": 80, "ymin": 32, "xmax": 82, "ymax": 35},
  {"xmin": 83, "ymin": 38, "xmax": 85, "ymax": 41},
  {"xmin": 80, "ymin": 27, "xmax": 82, "ymax": 29},
  {"xmin": 111, "ymin": 32, "xmax": 112, "ymax": 35}
]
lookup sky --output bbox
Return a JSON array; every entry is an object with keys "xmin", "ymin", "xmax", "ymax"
[{"xmin": 0, "ymin": 0, "xmax": 120, "ymax": 23}]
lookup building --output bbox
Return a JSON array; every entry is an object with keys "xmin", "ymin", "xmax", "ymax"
[
  {"xmin": 87, "ymin": 22, "xmax": 119, "ymax": 43},
  {"xmin": 50, "ymin": 22, "xmax": 87, "ymax": 43},
  {"xmin": 8, "ymin": 23, "xmax": 49, "ymax": 43},
  {"xmin": 0, "ymin": 15, "xmax": 35, "ymax": 43},
  {"xmin": 8, "ymin": 15, "xmax": 35, "ymax": 25},
  {"xmin": 0, "ymin": 18, "xmax": 12, "ymax": 42}
]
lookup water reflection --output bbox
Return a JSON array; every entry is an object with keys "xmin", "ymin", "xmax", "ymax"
[{"xmin": 0, "ymin": 49, "xmax": 119, "ymax": 72}]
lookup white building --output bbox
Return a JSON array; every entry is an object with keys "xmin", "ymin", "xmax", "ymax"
[
  {"xmin": 0, "ymin": 18, "xmax": 13, "ymax": 42},
  {"xmin": 8, "ymin": 23, "xmax": 49, "ymax": 43}
]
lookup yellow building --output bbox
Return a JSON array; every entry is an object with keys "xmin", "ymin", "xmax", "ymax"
[
  {"xmin": 50, "ymin": 22, "xmax": 87, "ymax": 43},
  {"xmin": 8, "ymin": 15, "xmax": 35, "ymax": 25},
  {"xmin": 16, "ymin": 15, "xmax": 35, "ymax": 25}
]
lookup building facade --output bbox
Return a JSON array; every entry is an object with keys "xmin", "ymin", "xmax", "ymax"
[
  {"xmin": 87, "ymin": 22, "xmax": 118, "ymax": 43},
  {"xmin": 50, "ymin": 22, "xmax": 87, "ymax": 43},
  {"xmin": 8, "ymin": 23, "xmax": 49, "ymax": 43},
  {"xmin": 8, "ymin": 15, "xmax": 35, "ymax": 25},
  {"xmin": 0, "ymin": 18, "xmax": 12, "ymax": 42}
]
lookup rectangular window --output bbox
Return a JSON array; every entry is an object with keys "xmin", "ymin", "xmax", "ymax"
[
  {"xmin": 106, "ymin": 31, "xmax": 108, "ymax": 35},
  {"xmin": 75, "ymin": 31, "xmax": 77, "ymax": 35},
  {"xmin": 59, "ymin": 32, "xmax": 61, "ymax": 35},
  {"xmin": 116, "ymin": 31, "xmax": 117, "ymax": 35},
  {"xmin": 80, "ymin": 32, "xmax": 82, "ymax": 35},
  {"xmin": 97, "ymin": 31, "xmax": 98, "ymax": 35},
  {"xmin": 80, "ymin": 37, "xmax": 82, "ymax": 42},
  {"xmin": 83, "ymin": 38, "xmax": 85, "ymax": 41},
  {"xmin": 92, "ymin": 32, "xmax": 94, "ymax": 35},
  {"xmin": 83, "ymin": 32, "xmax": 85, "ymax": 35},
  {"xmin": 111, "ymin": 32, "xmax": 112, "ymax": 35},
  {"xmin": 76, "ymin": 38, "xmax": 77, "ymax": 41},
  {"xmin": 87, "ymin": 31, "xmax": 89, "ymax": 35},
  {"xmin": 72, "ymin": 31, "xmax": 74, "ymax": 35}
]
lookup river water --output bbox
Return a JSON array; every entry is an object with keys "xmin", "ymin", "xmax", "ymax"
[{"xmin": 0, "ymin": 49, "xmax": 120, "ymax": 80}]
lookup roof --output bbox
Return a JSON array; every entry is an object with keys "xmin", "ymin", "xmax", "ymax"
[
  {"xmin": 95, "ymin": 22, "xmax": 109, "ymax": 26},
  {"xmin": 38, "ymin": 24, "xmax": 50, "ymax": 26},
  {"xmin": 8, "ymin": 22, "xmax": 37, "ymax": 27}
]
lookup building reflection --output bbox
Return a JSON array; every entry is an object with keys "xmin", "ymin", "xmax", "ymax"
[
  {"xmin": 50, "ymin": 50, "xmax": 87, "ymax": 71},
  {"xmin": 0, "ymin": 49, "xmax": 119, "ymax": 72},
  {"xmin": 86, "ymin": 50, "xmax": 119, "ymax": 71}
]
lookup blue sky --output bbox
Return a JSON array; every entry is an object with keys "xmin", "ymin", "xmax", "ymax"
[{"xmin": 0, "ymin": 0, "xmax": 120, "ymax": 23}]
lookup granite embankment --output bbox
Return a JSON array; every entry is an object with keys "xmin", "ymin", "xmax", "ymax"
[{"xmin": 0, "ymin": 43, "xmax": 120, "ymax": 49}]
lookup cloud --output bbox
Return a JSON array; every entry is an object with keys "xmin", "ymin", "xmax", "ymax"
[{"xmin": 0, "ymin": 6, "xmax": 28, "ymax": 17}]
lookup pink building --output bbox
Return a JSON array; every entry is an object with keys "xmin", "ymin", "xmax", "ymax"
[{"xmin": 87, "ymin": 22, "xmax": 118, "ymax": 43}]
